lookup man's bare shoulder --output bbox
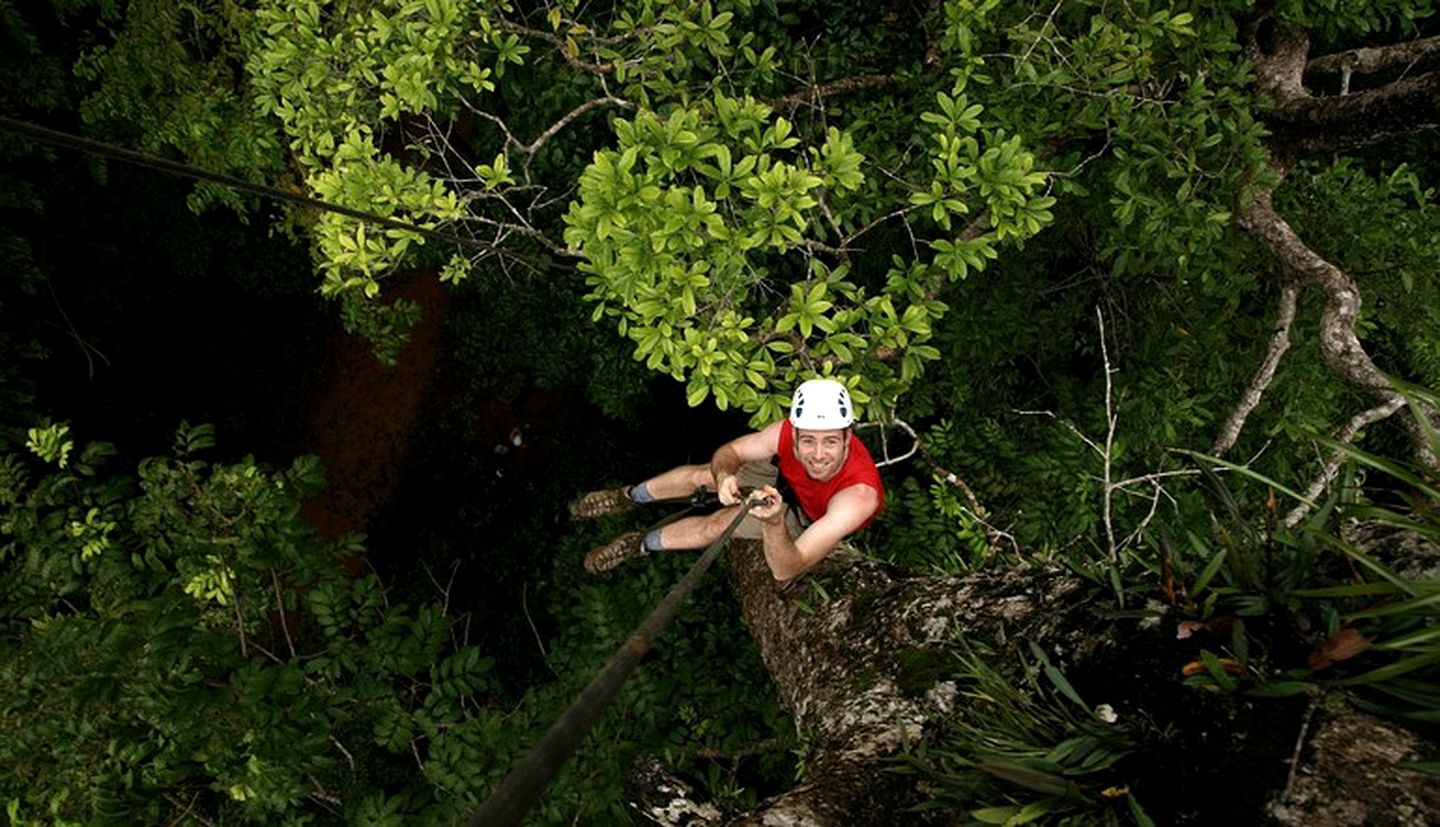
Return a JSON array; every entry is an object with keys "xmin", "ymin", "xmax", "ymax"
[{"xmin": 727, "ymin": 420, "xmax": 784, "ymax": 460}]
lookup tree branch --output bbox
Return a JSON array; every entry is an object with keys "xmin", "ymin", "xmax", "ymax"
[
  {"xmin": 1283, "ymin": 394, "xmax": 1408, "ymax": 528},
  {"xmin": 1304, "ymin": 35, "xmax": 1440, "ymax": 89},
  {"xmin": 493, "ymin": 18, "xmax": 616, "ymax": 74},
  {"xmin": 1212, "ymin": 282, "xmax": 1299, "ymax": 457},
  {"xmin": 1246, "ymin": 22, "xmax": 1440, "ymax": 158},
  {"xmin": 1264, "ymin": 69, "xmax": 1440, "ymax": 158},
  {"xmin": 874, "ymin": 418, "xmax": 1025, "ymax": 558},
  {"xmin": 517, "ymin": 95, "xmax": 634, "ymax": 156},
  {"xmin": 1238, "ymin": 175, "xmax": 1438, "ymax": 469},
  {"xmin": 271, "ymin": 569, "xmax": 296, "ymax": 659},
  {"xmin": 766, "ymin": 74, "xmax": 895, "ymax": 112}
]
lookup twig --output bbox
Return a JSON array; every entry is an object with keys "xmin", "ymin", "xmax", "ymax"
[
  {"xmin": 695, "ymin": 738, "xmax": 782, "ymax": 759},
  {"xmin": 45, "ymin": 277, "xmax": 111, "ymax": 381},
  {"xmin": 881, "ymin": 418, "xmax": 1024, "ymax": 557},
  {"xmin": 856, "ymin": 419, "xmax": 919, "ymax": 467},
  {"xmin": 1212, "ymin": 282, "xmax": 1299, "ymax": 457},
  {"xmin": 164, "ymin": 789, "xmax": 210, "ymax": 827},
  {"xmin": 1279, "ymin": 690, "xmax": 1324, "ymax": 807},
  {"xmin": 1283, "ymin": 395, "xmax": 1409, "ymax": 527},
  {"xmin": 1016, "ymin": 408, "xmax": 1104, "ymax": 456},
  {"xmin": 163, "ymin": 792, "xmax": 211, "ymax": 827},
  {"xmin": 493, "ymin": 18, "xmax": 616, "ymax": 74},
  {"xmin": 229, "ymin": 565, "xmax": 249, "ymax": 659},
  {"xmin": 1017, "ymin": 0, "xmax": 1065, "ymax": 65},
  {"xmin": 331, "ymin": 737, "xmax": 357, "ymax": 773},
  {"xmin": 765, "ymin": 73, "xmax": 894, "ymax": 112},
  {"xmin": 523, "ymin": 583, "xmax": 559, "ymax": 676},
  {"xmin": 1098, "ymin": 306, "xmax": 1118, "ymax": 563},
  {"xmin": 518, "ymin": 95, "xmax": 634, "ymax": 156},
  {"xmin": 271, "ymin": 569, "xmax": 296, "ymax": 659},
  {"xmin": 422, "ymin": 559, "xmax": 461, "ymax": 615}
]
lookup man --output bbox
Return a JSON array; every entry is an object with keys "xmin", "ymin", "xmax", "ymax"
[{"xmin": 571, "ymin": 378, "xmax": 884, "ymax": 581}]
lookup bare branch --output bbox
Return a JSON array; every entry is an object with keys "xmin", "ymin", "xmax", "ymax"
[
  {"xmin": 331, "ymin": 737, "xmax": 357, "ymax": 773},
  {"xmin": 522, "ymin": 582, "xmax": 559, "ymax": 677},
  {"xmin": 1097, "ymin": 306, "xmax": 1118, "ymax": 563},
  {"xmin": 874, "ymin": 418, "xmax": 1025, "ymax": 558},
  {"xmin": 164, "ymin": 793, "xmax": 215, "ymax": 827},
  {"xmin": 1212, "ymin": 282, "xmax": 1299, "ymax": 457},
  {"xmin": 1283, "ymin": 395, "xmax": 1408, "ymax": 528},
  {"xmin": 1016, "ymin": 408, "xmax": 1104, "ymax": 456},
  {"xmin": 842, "ymin": 204, "xmax": 920, "ymax": 248},
  {"xmin": 493, "ymin": 18, "xmax": 616, "ymax": 74},
  {"xmin": 855, "ymin": 419, "xmax": 920, "ymax": 467},
  {"xmin": 517, "ymin": 95, "xmax": 634, "ymax": 156},
  {"xmin": 271, "ymin": 569, "xmax": 296, "ymax": 659}
]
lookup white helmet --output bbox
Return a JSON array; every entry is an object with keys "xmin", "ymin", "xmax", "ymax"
[{"xmin": 789, "ymin": 379, "xmax": 854, "ymax": 430}]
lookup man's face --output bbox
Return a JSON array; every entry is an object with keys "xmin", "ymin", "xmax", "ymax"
[{"xmin": 793, "ymin": 428, "xmax": 848, "ymax": 481}]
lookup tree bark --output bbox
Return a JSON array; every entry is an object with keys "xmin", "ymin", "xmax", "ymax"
[{"xmin": 723, "ymin": 542, "xmax": 1092, "ymax": 824}]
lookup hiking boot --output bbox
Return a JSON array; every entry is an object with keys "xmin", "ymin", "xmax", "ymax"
[
  {"xmin": 584, "ymin": 531, "xmax": 647, "ymax": 574},
  {"xmin": 570, "ymin": 487, "xmax": 638, "ymax": 519}
]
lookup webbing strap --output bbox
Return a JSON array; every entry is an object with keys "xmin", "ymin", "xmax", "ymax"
[{"xmin": 467, "ymin": 496, "xmax": 764, "ymax": 826}]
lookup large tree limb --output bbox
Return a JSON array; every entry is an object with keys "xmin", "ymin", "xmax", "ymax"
[
  {"xmin": 1269, "ymin": 703, "xmax": 1440, "ymax": 824},
  {"xmin": 1247, "ymin": 22, "xmax": 1440, "ymax": 159},
  {"xmin": 1263, "ymin": 69, "xmax": 1440, "ymax": 158},
  {"xmin": 1304, "ymin": 34, "xmax": 1440, "ymax": 89},
  {"xmin": 626, "ymin": 540, "xmax": 1439, "ymax": 823}
]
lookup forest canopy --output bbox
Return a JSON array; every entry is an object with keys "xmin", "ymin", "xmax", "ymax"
[{"xmin": 2, "ymin": 0, "xmax": 1439, "ymax": 823}]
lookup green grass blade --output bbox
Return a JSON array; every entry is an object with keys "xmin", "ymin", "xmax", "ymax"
[
  {"xmin": 1332, "ymin": 542, "xmax": 1421, "ymax": 598},
  {"xmin": 1174, "ymin": 450, "xmax": 1315, "ymax": 507},
  {"xmin": 1291, "ymin": 583, "xmax": 1407, "ymax": 598},
  {"xmin": 1375, "ymin": 626, "xmax": 1440, "ymax": 650},
  {"xmin": 1335, "ymin": 652, "xmax": 1439, "ymax": 686},
  {"xmin": 1192, "ymin": 546, "xmax": 1228, "ymax": 595},
  {"xmin": 1347, "ymin": 590, "xmax": 1440, "ymax": 619}
]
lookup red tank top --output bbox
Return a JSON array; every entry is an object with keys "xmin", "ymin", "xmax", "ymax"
[{"xmin": 776, "ymin": 420, "xmax": 885, "ymax": 527}]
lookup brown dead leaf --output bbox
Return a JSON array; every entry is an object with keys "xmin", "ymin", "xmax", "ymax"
[{"xmin": 1308, "ymin": 627, "xmax": 1374, "ymax": 671}]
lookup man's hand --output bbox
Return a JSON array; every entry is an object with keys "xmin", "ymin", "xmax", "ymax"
[
  {"xmin": 747, "ymin": 484, "xmax": 785, "ymax": 525},
  {"xmin": 717, "ymin": 473, "xmax": 742, "ymax": 505}
]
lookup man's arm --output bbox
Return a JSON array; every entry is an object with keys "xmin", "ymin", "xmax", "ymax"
[
  {"xmin": 712, "ymin": 421, "xmax": 783, "ymax": 504},
  {"xmin": 754, "ymin": 483, "xmax": 879, "ymax": 581}
]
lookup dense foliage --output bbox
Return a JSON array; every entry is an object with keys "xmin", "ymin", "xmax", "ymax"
[{"xmin": 3, "ymin": 0, "xmax": 1439, "ymax": 822}]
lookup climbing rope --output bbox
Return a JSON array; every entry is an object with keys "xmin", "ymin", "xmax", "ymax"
[
  {"xmin": 466, "ymin": 491, "xmax": 771, "ymax": 827},
  {"xmin": 0, "ymin": 116, "xmax": 497, "ymax": 254}
]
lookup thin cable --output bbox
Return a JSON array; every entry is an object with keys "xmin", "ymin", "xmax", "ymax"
[
  {"xmin": 0, "ymin": 115, "xmax": 497, "ymax": 253},
  {"xmin": 468, "ymin": 495, "xmax": 768, "ymax": 827}
]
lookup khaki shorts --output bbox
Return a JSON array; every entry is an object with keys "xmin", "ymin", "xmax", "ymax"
[{"xmin": 731, "ymin": 460, "xmax": 806, "ymax": 540}]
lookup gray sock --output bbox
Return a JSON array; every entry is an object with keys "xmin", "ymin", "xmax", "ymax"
[
  {"xmin": 628, "ymin": 482, "xmax": 656, "ymax": 504},
  {"xmin": 643, "ymin": 529, "xmax": 664, "ymax": 551}
]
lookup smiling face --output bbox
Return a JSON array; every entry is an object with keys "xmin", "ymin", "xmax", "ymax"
[{"xmin": 793, "ymin": 427, "xmax": 849, "ymax": 481}]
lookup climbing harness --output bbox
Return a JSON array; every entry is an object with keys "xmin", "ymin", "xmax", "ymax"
[{"xmin": 467, "ymin": 490, "xmax": 772, "ymax": 827}]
